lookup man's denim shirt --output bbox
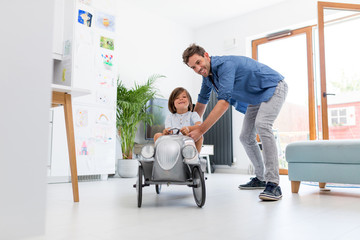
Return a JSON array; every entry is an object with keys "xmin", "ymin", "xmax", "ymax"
[{"xmin": 197, "ymin": 56, "xmax": 284, "ymax": 114}]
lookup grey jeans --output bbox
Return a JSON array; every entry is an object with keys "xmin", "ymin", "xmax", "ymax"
[{"xmin": 240, "ymin": 80, "xmax": 288, "ymax": 184}]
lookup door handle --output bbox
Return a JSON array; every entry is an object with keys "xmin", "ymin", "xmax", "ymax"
[{"xmin": 323, "ymin": 92, "xmax": 336, "ymax": 97}]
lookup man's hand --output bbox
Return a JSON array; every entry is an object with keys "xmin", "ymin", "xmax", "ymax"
[
  {"xmin": 189, "ymin": 100, "xmax": 230, "ymax": 141},
  {"xmin": 188, "ymin": 125, "xmax": 203, "ymax": 142}
]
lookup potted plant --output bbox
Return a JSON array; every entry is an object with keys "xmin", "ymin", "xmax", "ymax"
[{"xmin": 116, "ymin": 74, "xmax": 164, "ymax": 177}]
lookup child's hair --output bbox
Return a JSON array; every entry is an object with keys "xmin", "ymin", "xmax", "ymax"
[{"xmin": 168, "ymin": 87, "xmax": 193, "ymax": 114}]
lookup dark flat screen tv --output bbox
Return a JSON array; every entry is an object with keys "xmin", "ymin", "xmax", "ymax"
[{"xmin": 145, "ymin": 98, "xmax": 169, "ymax": 140}]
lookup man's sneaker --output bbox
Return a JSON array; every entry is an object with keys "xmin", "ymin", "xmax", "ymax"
[
  {"xmin": 238, "ymin": 177, "xmax": 266, "ymax": 189},
  {"xmin": 259, "ymin": 182, "xmax": 282, "ymax": 201}
]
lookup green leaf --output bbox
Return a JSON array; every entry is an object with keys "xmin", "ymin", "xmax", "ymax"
[{"xmin": 116, "ymin": 74, "xmax": 165, "ymax": 159}]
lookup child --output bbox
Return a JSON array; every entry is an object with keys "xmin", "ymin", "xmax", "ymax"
[{"xmin": 154, "ymin": 87, "xmax": 203, "ymax": 153}]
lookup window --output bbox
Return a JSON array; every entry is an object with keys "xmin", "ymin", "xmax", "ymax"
[{"xmin": 329, "ymin": 106, "xmax": 355, "ymax": 126}]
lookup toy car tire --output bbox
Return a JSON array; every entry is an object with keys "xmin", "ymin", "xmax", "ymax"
[
  {"xmin": 137, "ymin": 165, "xmax": 143, "ymax": 208},
  {"xmin": 192, "ymin": 166, "xmax": 206, "ymax": 207},
  {"xmin": 155, "ymin": 184, "xmax": 162, "ymax": 194}
]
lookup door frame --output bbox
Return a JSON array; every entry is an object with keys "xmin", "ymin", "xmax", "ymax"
[
  {"xmin": 252, "ymin": 26, "xmax": 316, "ymax": 140},
  {"xmin": 317, "ymin": 1, "xmax": 360, "ymax": 140},
  {"xmin": 252, "ymin": 26, "xmax": 316, "ymax": 175}
]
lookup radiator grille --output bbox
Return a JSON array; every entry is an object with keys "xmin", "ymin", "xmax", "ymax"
[
  {"xmin": 78, "ymin": 175, "xmax": 102, "ymax": 182},
  {"xmin": 155, "ymin": 141, "xmax": 180, "ymax": 170},
  {"xmin": 203, "ymin": 92, "xmax": 233, "ymax": 166}
]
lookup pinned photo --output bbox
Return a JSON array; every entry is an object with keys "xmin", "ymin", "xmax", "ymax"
[
  {"xmin": 100, "ymin": 36, "xmax": 114, "ymax": 50},
  {"xmin": 78, "ymin": 9, "xmax": 93, "ymax": 27},
  {"xmin": 97, "ymin": 72, "xmax": 115, "ymax": 88},
  {"xmin": 95, "ymin": 12, "xmax": 115, "ymax": 32},
  {"xmin": 100, "ymin": 53, "xmax": 113, "ymax": 69},
  {"xmin": 75, "ymin": 109, "xmax": 88, "ymax": 127}
]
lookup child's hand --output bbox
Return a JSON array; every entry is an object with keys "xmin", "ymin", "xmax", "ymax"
[
  {"xmin": 163, "ymin": 127, "xmax": 171, "ymax": 135},
  {"xmin": 180, "ymin": 126, "xmax": 190, "ymax": 136}
]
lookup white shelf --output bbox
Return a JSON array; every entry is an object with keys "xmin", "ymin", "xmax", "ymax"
[
  {"xmin": 200, "ymin": 144, "xmax": 214, "ymax": 155},
  {"xmin": 51, "ymin": 84, "xmax": 91, "ymax": 98}
]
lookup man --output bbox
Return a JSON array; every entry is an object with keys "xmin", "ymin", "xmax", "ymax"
[{"xmin": 182, "ymin": 44, "xmax": 288, "ymax": 201}]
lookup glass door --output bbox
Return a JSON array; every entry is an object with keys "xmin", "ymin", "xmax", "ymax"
[
  {"xmin": 252, "ymin": 27, "xmax": 316, "ymax": 174},
  {"xmin": 318, "ymin": 2, "xmax": 360, "ymax": 140}
]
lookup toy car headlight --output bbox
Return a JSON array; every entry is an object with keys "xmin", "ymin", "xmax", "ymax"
[
  {"xmin": 182, "ymin": 145, "xmax": 196, "ymax": 159},
  {"xmin": 141, "ymin": 145, "xmax": 155, "ymax": 159}
]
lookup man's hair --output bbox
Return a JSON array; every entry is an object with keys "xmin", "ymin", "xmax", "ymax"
[
  {"xmin": 168, "ymin": 87, "xmax": 193, "ymax": 114},
  {"xmin": 182, "ymin": 43, "xmax": 206, "ymax": 65}
]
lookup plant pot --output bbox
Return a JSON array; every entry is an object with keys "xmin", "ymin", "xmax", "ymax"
[{"xmin": 117, "ymin": 159, "xmax": 139, "ymax": 178}]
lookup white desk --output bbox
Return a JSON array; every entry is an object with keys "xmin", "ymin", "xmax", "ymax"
[
  {"xmin": 200, "ymin": 145, "xmax": 214, "ymax": 174},
  {"xmin": 51, "ymin": 84, "xmax": 90, "ymax": 202}
]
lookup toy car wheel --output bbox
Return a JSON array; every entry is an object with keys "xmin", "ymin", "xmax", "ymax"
[
  {"xmin": 137, "ymin": 165, "xmax": 143, "ymax": 208},
  {"xmin": 192, "ymin": 166, "xmax": 206, "ymax": 207},
  {"xmin": 155, "ymin": 184, "xmax": 162, "ymax": 194}
]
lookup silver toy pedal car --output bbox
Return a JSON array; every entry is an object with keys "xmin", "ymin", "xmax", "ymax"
[{"xmin": 135, "ymin": 128, "xmax": 207, "ymax": 208}]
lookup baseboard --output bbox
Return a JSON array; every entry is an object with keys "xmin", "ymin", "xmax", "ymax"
[
  {"xmin": 213, "ymin": 165, "xmax": 249, "ymax": 174},
  {"xmin": 47, "ymin": 174, "xmax": 109, "ymax": 183},
  {"xmin": 47, "ymin": 176, "xmax": 71, "ymax": 183}
]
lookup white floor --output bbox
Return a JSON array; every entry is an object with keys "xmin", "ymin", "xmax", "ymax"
[{"xmin": 26, "ymin": 173, "xmax": 360, "ymax": 240}]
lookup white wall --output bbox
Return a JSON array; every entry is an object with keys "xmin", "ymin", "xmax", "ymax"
[
  {"xmin": 113, "ymin": 0, "xmax": 359, "ymax": 163},
  {"xmin": 0, "ymin": 1, "xmax": 53, "ymax": 239},
  {"xmin": 193, "ymin": 0, "xmax": 359, "ymax": 171},
  {"xmin": 115, "ymin": 2, "xmax": 200, "ymax": 146},
  {"xmin": 116, "ymin": 2, "xmax": 199, "ymax": 99}
]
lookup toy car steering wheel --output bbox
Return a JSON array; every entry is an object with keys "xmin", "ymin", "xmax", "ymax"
[{"xmin": 168, "ymin": 127, "xmax": 181, "ymax": 135}]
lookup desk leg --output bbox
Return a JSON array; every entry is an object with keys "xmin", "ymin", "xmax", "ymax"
[{"xmin": 63, "ymin": 94, "xmax": 79, "ymax": 202}]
